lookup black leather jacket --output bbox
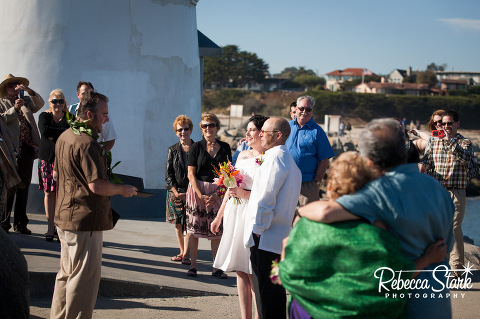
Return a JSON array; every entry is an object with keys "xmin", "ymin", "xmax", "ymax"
[{"xmin": 165, "ymin": 140, "xmax": 193, "ymax": 193}]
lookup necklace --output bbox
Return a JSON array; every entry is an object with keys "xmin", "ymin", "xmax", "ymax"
[{"xmin": 207, "ymin": 140, "xmax": 216, "ymax": 152}]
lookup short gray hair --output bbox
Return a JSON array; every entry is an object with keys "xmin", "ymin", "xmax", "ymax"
[
  {"xmin": 296, "ymin": 95, "xmax": 315, "ymax": 108},
  {"xmin": 358, "ymin": 118, "xmax": 406, "ymax": 171}
]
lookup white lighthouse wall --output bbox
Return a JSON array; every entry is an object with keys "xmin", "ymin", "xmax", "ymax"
[{"xmin": 0, "ymin": 0, "xmax": 202, "ymax": 217}]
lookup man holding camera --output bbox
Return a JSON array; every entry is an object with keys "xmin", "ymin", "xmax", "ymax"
[
  {"xmin": 421, "ymin": 110, "xmax": 474, "ymax": 275},
  {"xmin": 0, "ymin": 74, "xmax": 44, "ymax": 234}
]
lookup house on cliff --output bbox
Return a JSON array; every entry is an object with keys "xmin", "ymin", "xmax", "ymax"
[{"xmin": 326, "ymin": 68, "xmax": 376, "ymax": 91}]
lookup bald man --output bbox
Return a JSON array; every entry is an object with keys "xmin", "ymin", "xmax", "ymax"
[{"xmin": 244, "ymin": 117, "xmax": 302, "ymax": 319}]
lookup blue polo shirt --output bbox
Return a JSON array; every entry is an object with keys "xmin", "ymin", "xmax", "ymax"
[{"xmin": 286, "ymin": 118, "xmax": 334, "ymax": 182}]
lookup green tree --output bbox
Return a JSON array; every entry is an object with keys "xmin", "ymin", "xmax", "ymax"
[
  {"xmin": 402, "ymin": 76, "xmax": 416, "ymax": 83},
  {"xmin": 416, "ymin": 70, "xmax": 438, "ymax": 88},
  {"xmin": 294, "ymin": 74, "xmax": 326, "ymax": 91},
  {"xmin": 278, "ymin": 66, "xmax": 316, "ymax": 80},
  {"xmin": 203, "ymin": 45, "xmax": 269, "ymax": 88},
  {"xmin": 426, "ymin": 62, "xmax": 447, "ymax": 71}
]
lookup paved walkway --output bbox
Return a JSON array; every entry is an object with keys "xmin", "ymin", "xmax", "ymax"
[{"xmin": 10, "ymin": 212, "xmax": 480, "ymax": 319}]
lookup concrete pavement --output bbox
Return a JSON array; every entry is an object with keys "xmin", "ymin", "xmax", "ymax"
[{"xmin": 9, "ymin": 212, "xmax": 480, "ymax": 319}]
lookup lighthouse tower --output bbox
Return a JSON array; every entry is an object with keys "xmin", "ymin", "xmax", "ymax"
[{"xmin": 0, "ymin": 0, "xmax": 210, "ymax": 217}]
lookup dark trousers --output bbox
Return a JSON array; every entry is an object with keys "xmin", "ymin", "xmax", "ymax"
[
  {"xmin": 250, "ymin": 234, "xmax": 287, "ymax": 319},
  {"xmin": 1, "ymin": 143, "xmax": 35, "ymax": 229}
]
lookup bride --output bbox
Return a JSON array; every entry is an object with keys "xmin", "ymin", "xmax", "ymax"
[{"xmin": 211, "ymin": 115, "xmax": 268, "ymax": 319}]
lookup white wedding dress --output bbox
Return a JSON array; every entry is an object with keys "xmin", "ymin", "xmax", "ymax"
[{"xmin": 213, "ymin": 156, "xmax": 258, "ymax": 274}]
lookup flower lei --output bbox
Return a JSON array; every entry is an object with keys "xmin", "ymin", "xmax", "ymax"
[{"xmin": 66, "ymin": 112, "xmax": 122, "ymax": 184}]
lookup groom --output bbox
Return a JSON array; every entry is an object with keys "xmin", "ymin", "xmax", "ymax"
[{"xmin": 244, "ymin": 117, "xmax": 302, "ymax": 319}]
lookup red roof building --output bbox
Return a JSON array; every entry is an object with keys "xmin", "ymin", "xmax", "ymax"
[{"xmin": 326, "ymin": 68, "xmax": 376, "ymax": 91}]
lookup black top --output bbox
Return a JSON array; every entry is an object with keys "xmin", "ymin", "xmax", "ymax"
[
  {"xmin": 165, "ymin": 140, "xmax": 194, "ymax": 193},
  {"xmin": 187, "ymin": 138, "xmax": 232, "ymax": 182},
  {"xmin": 38, "ymin": 112, "xmax": 70, "ymax": 163},
  {"xmin": 406, "ymin": 140, "xmax": 420, "ymax": 164}
]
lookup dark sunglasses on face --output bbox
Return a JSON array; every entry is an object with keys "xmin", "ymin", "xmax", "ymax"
[
  {"xmin": 176, "ymin": 127, "xmax": 190, "ymax": 132},
  {"xmin": 7, "ymin": 82, "xmax": 20, "ymax": 88},
  {"xmin": 50, "ymin": 99, "xmax": 65, "ymax": 104},
  {"xmin": 201, "ymin": 123, "xmax": 217, "ymax": 129},
  {"xmin": 297, "ymin": 106, "xmax": 312, "ymax": 113},
  {"xmin": 442, "ymin": 122, "xmax": 454, "ymax": 126},
  {"xmin": 433, "ymin": 121, "xmax": 442, "ymax": 126}
]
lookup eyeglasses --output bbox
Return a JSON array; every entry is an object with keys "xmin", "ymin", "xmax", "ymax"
[
  {"xmin": 433, "ymin": 121, "xmax": 442, "ymax": 126},
  {"xmin": 442, "ymin": 122, "xmax": 454, "ymax": 126},
  {"xmin": 50, "ymin": 99, "xmax": 65, "ymax": 104},
  {"xmin": 176, "ymin": 127, "xmax": 190, "ymax": 132},
  {"xmin": 261, "ymin": 129, "xmax": 279, "ymax": 135},
  {"xmin": 201, "ymin": 123, "xmax": 217, "ymax": 129},
  {"xmin": 297, "ymin": 106, "xmax": 312, "ymax": 113}
]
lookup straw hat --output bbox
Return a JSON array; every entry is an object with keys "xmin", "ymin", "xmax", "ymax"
[{"xmin": 0, "ymin": 74, "xmax": 29, "ymax": 97}]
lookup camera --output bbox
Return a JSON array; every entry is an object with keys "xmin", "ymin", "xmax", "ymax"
[
  {"xmin": 19, "ymin": 90, "xmax": 24, "ymax": 99},
  {"xmin": 432, "ymin": 130, "xmax": 444, "ymax": 138}
]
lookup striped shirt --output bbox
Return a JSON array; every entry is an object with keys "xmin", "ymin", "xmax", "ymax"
[{"xmin": 421, "ymin": 133, "xmax": 473, "ymax": 189}]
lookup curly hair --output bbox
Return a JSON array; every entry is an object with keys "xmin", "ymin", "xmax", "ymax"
[
  {"xmin": 427, "ymin": 109, "xmax": 446, "ymax": 131},
  {"xmin": 327, "ymin": 151, "xmax": 375, "ymax": 200},
  {"xmin": 173, "ymin": 115, "xmax": 193, "ymax": 132}
]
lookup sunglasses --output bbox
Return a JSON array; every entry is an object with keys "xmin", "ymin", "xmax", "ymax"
[
  {"xmin": 297, "ymin": 106, "xmax": 312, "ymax": 113},
  {"xmin": 201, "ymin": 123, "xmax": 217, "ymax": 129},
  {"xmin": 261, "ymin": 129, "xmax": 279, "ymax": 135},
  {"xmin": 176, "ymin": 127, "xmax": 190, "ymax": 132},
  {"xmin": 50, "ymin": 99, "xmax": 65, "ymax": 104},
  {"xmin": 7, "ymin": 82, "xmax": 20, "ymax": 88},
  {"xmin": 442, "ymin": 122, "xmax": 454, "ymax": 126},
  {"xmin": 433, "ymin": 120, "xmax": 443, "ymax": 126}
]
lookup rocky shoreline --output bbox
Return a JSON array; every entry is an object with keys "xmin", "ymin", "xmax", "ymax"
[{"xmin": 218, "ymin": 117, "xmax": 480, "ymax": 196}]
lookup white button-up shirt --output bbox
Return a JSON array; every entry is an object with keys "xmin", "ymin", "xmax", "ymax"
[{"xmin": 244, "ymin": 144, "xmax": 302, "ymax": 254}]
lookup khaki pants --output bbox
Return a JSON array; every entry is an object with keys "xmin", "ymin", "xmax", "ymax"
[
  {"xmin": 298, "ymin": 181, "xmax": 320, "ymax": 206},
  {"xmin": 51, "ymin": 229, "xmax": 103, "ymax": 319},
  {"xmin": 448, "ymin": 188, "xmax": 466, "ymax": 270}
]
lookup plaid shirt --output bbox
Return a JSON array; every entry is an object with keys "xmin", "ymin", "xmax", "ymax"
[{"xmin": 421, "ymin": 133, "xmax": 473, "ymax": 189}]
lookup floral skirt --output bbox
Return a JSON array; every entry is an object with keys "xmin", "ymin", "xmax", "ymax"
[
  {"xmin": 186, "ymin": 181, "xmax": 223, "ymax": 239},
  {"xmin": 38, "ymin": 160, "xmax": 56, "ymax": 192},
  {"xmin": 166, "ymin": 190, "xmax": 186, "ymax": 229}
]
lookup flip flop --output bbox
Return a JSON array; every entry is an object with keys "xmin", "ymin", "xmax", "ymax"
[
  {"xmin": 171, "ymin": 254, "xmax": 183, "ymax": 262},
  {"xmin": 182, "ymin": 258, "xmax": 191, "ymax": 265},
  {"xmin": 212, "ymin": 269, "xmax": 228, "ymax": 279}
]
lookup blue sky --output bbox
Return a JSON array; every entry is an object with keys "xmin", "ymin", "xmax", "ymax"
[{"xmin": 196, "ymin": 0, "xmax": 480, "ymax": 76}]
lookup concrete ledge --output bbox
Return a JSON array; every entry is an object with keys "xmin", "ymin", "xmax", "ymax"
[
  {"xmin": 29, "ymin": 272, "xmax": 228, "ymax": 299},
  {"xmin": 27, "ymin": 185, "xmax": 167, "ymax": 219}
]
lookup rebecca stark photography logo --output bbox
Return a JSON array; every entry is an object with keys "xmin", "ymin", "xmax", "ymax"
[{"xmin": 374, "ymin": 262, "xmax": 477, "ymax": 299}]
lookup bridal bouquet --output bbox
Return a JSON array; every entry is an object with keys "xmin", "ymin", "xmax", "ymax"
[{"xmin": 213, "ymin": 161, "xmax": 244, "ymax": 204}]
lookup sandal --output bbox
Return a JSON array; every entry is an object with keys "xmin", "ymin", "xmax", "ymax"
[
  {"xmin": 212, "ymin": 269, "xmax": 228, "ymax": 279},
  {"xmin": 182, "ymin": 258, "xmax": 191, "ymax": 265},
  {"xmin": 171, "ymin": 254, "xmax": 183, "ymax": 262},
  {"xmin": 187, "ymin": 268, "xmax": 197, "ymax": 277}
]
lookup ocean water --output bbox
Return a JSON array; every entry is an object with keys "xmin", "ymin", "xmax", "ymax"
[{"xmin": 463, "ymin": 196, "xmax": 480, "ymax": 245}]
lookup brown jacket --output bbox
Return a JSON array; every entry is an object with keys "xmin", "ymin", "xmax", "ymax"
[
  {"xmin": 0, "ymin": 94, "xmax": 44, "ymax": 154},
  {"xmin": 54, "ymin": 129, "xmax": 113, "ymax": 231}
]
